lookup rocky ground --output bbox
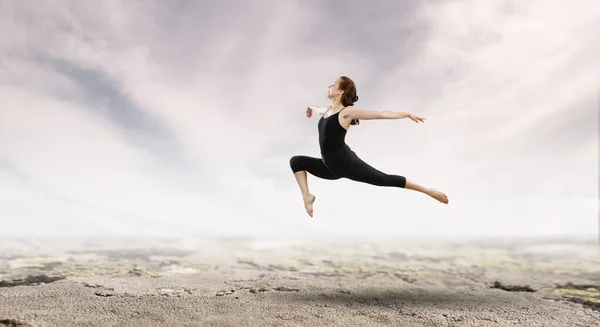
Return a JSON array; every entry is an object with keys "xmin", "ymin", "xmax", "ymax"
[{"xmin": 0, "ymin": 235, "xmax": 598, "ymax": 327}]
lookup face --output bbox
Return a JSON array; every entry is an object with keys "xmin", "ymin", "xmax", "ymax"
[{"xmin": 327, "ymin": 79, "xmax": 343, "ymax": 98}]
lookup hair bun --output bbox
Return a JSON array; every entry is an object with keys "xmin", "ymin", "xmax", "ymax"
[{"xmin": 353, "ymin": 95, "xmax": 359, "ymax": 102}]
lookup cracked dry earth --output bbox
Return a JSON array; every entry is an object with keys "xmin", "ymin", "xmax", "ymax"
[{"xmin": 0, "ymin": 236, "xmax": 599, "ymax": 327}]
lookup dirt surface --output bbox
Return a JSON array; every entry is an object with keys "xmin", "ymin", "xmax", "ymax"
[{"xmin": 0, "ymin": 236, "xmax": 598, "ymax": 327}]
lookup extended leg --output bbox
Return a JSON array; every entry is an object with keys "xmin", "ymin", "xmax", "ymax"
[
  {"xmin": 289, "ymin": 155, "xmax": 339, "ymax": 217},
  {"xmin": 339, "ymin": 153, "xmax": 407, "ymax": 188},
  {"xmin": 404, "ymin": 180, "xmax": 449, "ymax": 204},
  {"xmin": 339, "ymin": 153, "xmax": 448, "ymax": 204}
]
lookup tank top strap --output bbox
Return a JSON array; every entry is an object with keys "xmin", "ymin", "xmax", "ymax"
[
  {"xmin": 323, "ymin": 106, "xmax": 347, "ymax": 118},
  {"xmin": 332, "ymin": 106, "xmax": 347, "ymax": 115}
]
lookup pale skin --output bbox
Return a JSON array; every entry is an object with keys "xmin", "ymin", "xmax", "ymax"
[{"xmin": 295, "ymin": 78, "xmax": 449, "ymax": 217}]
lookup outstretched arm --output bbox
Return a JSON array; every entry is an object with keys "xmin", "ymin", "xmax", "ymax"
[
  {"xmin": 346, "ymin": 107, "xmax": 425, "ymax": 123},
  {"xmin": 306, "ymin": 105, "xmax": 328, "ymax": 118}
]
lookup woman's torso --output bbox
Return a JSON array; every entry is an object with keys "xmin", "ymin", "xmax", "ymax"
[{"xmin": 318, "ymin": 107, "xmax": 350, "ymax": 155}]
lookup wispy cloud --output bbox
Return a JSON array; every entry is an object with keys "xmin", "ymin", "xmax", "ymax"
[
  {"xmin": 0, "ymin": 0, "xmax": 597, "ymax": 237},
  {"xmin": 34, "ymin": 56, "xmax": 187, "ymax": 165}
]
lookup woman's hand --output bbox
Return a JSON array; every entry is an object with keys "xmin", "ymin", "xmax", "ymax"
[
  {"xmin": 306, "ymin": 106, "xmax": 313, "ymax": 118},
  {"xmin": 409, "ymin": 114, "xmax": 425, "ymax": 123}
]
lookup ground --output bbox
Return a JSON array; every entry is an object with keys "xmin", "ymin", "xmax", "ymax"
[{"xmin": 0, "ymin": 236, "xmax": 598, "ymax": 327}]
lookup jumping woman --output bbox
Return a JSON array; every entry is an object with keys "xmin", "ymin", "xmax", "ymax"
[{"xmin": 289, "ymin": 76, "xmax": 449, "ymax": 217}]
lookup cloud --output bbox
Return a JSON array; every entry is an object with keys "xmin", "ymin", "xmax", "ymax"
[{"xmin": 33, "ymin": 56, "xmax": 185, "ymax": 162}]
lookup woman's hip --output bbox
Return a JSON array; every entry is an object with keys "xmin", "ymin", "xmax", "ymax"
[{"xmin": 321, "ymin": 145, "xmax": 357, "ymax": 172}]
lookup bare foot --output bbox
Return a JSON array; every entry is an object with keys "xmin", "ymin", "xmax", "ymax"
[
  {"xmin": 303, "ymin": 194, "xmax": 316, "ymax": 217},
  {"xmin": 429, "ymin": 189, "xmax": 449, "ymax": 204}
]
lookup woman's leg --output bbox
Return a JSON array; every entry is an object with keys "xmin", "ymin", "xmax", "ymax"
[
  {"xmin": 338, "ymin": 152, "xmax": 449, "ymax": 204},
  {"xmin": 289, "ymin": 155, "xmax": 340, "ymax": 216},
  {"xmin": 404, "ymin": 180, "xmax": 449, "ymax": 204}
]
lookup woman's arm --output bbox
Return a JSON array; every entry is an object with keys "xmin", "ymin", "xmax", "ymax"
[
  {"xmin": 306, "ymin": 105, "xmax": 328, "ymax": 118},
  {"xmin": 346, "ymin": 107, "xmax": 425, "ymax": 123}
]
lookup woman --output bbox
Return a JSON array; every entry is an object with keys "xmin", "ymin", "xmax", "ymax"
[{"xmin": 289, "ymin": 76, "xmax": 449, "ymax": 217}]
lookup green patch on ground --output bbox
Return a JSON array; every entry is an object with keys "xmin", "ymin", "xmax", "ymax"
[
  {"xmin": 8, "ymin": 257, "xmax": 65, "ymax": 269},
  {"xmin": 19, "ymin": 257, "xmax": 63, "ymax": 264},
  {"xmin": 181, "ymin": 263, "xmax": 212, "ymax": 272},
  {"xmin": 542, "ymin": 284, "xmax": 600, "ymax": 311},
  {"xmin": 276, "ymin": 257, "xmax": 440, "ymax": 277},
  {"xmin": 60, "ymin": 264, "xmax": 160, "ymax": 278},
  {"xmin": 455, "ymin": 256, "xmax": 598, "ymax": 274}
]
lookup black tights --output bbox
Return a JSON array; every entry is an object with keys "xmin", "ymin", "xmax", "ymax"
[{"xmin": 290, "ymin": 145, "xmax": 406, "ymax": 188}]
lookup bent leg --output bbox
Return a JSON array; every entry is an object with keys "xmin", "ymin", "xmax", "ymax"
[
  {"xmin": 290, "ymin": 155, "xmax": 339, "ymax": 180},
  {"xmin": 289, "ymin": 155, "xmax": 340, "ymax": 217}
]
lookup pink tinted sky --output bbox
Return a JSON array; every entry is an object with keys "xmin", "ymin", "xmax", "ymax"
[{"xmin": 0, "ymin": 0, "xmax": 598, "ymax": 237}]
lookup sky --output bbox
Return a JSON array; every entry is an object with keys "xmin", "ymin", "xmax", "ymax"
[{"xmin": 0, "ymin": 0, "xmax": 598, "ymax": 238}]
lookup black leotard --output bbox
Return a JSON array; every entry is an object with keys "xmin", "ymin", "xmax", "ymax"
[
  {"xmin": 290, "ymin": 107, "xmax": 406, "ymax": 188},
  {"xmin": 318, "ymin": 107, "xmax": 348, "ymax": 154}
]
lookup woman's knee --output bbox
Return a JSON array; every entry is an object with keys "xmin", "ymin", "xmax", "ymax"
[{"xmin": 289, "ymin": 155, "xmax": 304, "ymax": 173}]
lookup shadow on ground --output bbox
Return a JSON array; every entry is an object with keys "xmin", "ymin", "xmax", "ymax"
[{"xmin": 283, "ymin": 288, "xmax": 524, "ymax": 308}]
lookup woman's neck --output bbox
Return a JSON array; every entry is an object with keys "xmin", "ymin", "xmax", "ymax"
[{"xmin": 329, "ymin": 99, "xmax": 344, "ymax": 110}]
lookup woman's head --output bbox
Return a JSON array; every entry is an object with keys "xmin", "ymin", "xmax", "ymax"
[{"xmin": 327, "ymin": 76, "xmax": 360, "ymax": 125}]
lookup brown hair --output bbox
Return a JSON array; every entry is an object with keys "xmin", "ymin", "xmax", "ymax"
[{"xmin": 338, "ymin": 76, "xmax": 360, "ymax": 125}]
